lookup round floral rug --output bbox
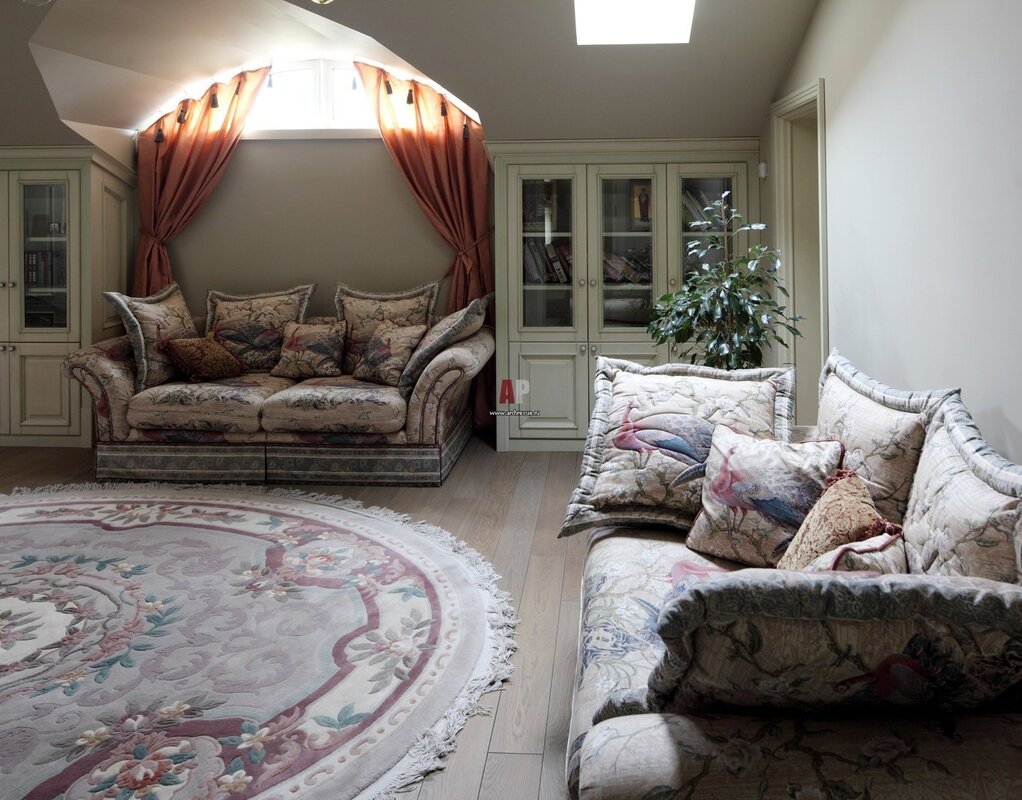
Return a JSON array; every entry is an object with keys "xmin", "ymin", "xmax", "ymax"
[{"xmin": 0, "ymin": 486, "xmax": 516, "ymax": 799}]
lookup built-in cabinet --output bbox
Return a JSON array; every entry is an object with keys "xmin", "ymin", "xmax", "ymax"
[
  {"xmin": 489, "ymin": 140, "xmax": 759, "ymax": 451},
  {"xmin": 0, "ymin": 148, "xmax": 134, "ymax": 447}
]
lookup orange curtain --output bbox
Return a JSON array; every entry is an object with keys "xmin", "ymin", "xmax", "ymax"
[
  {"xmin": 133, "ymin": 66, "xmax": 270, "ymax": 296},
  {"xmin": 355, "ymin": 62, "xmax": 494, "ymax": 426}
]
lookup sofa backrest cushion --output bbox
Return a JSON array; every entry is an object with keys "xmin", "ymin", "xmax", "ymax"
[
  {"xmin": 640, "ymin": 568, "xmax": 1022, "ymax": 714},
  {"xmin": 334, "ymin": 282, "xmax": 439, "ymax": 374},
  {"xmin": 902, "ymin": 395, "xmax": 1022, "ymax": 584},
  {"xmin": 559, "ymin": 358, "xmax": 795, "ymax": 537},
  {"xmin": 206, "ymin": 285, "xmax": 315, "ymax": 372},
  {"xmin": 103, "ymin": 282, "xmax": 199, "ymax": 393},
  {"xmin": 815, "ymin": 352, "xmax": 958, "ymax": 524},
  {"xmin": 398, "ymin": 295, "xmax": 489, "ymax": 392},
  {"xmin": 686, "ymin": 425, "xmax": 844, "ymax": 567}
]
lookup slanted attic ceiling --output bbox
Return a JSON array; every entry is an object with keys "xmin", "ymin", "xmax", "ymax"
[{"xmin": 27, "ymin": 0, "xmax": 817, "ymax": 140}]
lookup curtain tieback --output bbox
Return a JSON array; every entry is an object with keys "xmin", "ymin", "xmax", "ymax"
[
  {"xmin": 452, "ymin": 228, "xmax": 493, "ymax": 267},
  {"xmin": 140, "ymin": 228, "xmax": 167, "ymax": 244}
]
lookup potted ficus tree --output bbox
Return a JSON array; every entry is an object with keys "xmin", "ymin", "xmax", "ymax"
[{"xmin": 648, "ymin": 192, "xmax": 802, "ymax": 370}]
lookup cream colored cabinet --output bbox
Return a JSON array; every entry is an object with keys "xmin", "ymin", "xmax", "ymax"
[
  {"xmin": 490, "ymin": 140, "xmax": 758, "ymax": 451},
  {"xmin": 0, "ymin": 148, "xmax": 134, "ymax": 447}
]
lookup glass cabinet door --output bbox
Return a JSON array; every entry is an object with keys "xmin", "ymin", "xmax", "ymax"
[
  {"xmin": 19, "ymin": 179, "xmax": 70, "ymax": 332},
  {"xmin": 679, "ymin": 175, "xmax": 734, "ymax": 278},
  {"xmin": 519, "ymin": 176, "xmax": 575, "ymax": 329},
  {"xmin": 590, "ymin": 166, "xmax": 663, "ymax": 338}
]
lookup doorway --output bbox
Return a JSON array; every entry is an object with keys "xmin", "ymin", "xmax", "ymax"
[{"xmin": 771, "ymin": 80, "xmax": 828, "ymax": 425}]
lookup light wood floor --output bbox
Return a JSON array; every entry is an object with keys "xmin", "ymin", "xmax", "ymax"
[{"xmin": 0, "ymin": 437, "xmax": 586, "ymax": 800}]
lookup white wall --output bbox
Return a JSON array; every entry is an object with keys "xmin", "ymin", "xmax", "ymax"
[
  {"xmin": 170, "ymin": 139, "xmax": 453, "ymax": 318},
  {"xmin": 777, "ymin": 0, "xmax": 1022, "ymax": 457}
]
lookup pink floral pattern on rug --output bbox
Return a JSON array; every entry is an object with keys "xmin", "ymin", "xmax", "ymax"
[{"xmin": 0, "ymin": 489, "xmax": 512, "ymax": 800}]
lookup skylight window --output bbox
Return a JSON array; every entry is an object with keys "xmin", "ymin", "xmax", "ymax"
[
  {"xmin": 245, "ymin": 59, "xmax": 377, "ymax": 138},
  {"xmin": 574, "ymin": 0, "xmax": 696, "ymax": 45}
]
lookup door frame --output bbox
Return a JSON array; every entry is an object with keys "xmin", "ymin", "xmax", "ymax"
[{"xmin": 770, "ymin": 79, "xmax": 829, "ymax": 365}]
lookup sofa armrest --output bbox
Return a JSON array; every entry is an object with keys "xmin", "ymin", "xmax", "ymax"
[
  {"xmin": 63, "ymin": 337, "xmax": 137, "ymax": 443},
  {"xmin": 406, "ymin": 326, "xmax": 495, "ymax": 444}
]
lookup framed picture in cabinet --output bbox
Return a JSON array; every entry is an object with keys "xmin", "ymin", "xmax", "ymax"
[
  {"xmin": 522, "ymin": 180, "xmax": 558, "ymax": 232},
  {"xmin": 630, "ymin": 180, "xmax": 652, "ymax": 232}
]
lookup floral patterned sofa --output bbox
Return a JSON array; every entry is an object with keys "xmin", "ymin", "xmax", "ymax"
[
  {"xmin": 63, "ymin": 322, "xmax": 494, "ymax": 486},
  {"xmin": 565, "ymin": 356, "xmax": 1022, "ymax": 799}
]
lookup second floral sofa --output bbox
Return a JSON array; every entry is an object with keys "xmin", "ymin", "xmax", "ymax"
[{"xmin": 64, "ymin": 281, "xmax": 494, "ymax": 485}]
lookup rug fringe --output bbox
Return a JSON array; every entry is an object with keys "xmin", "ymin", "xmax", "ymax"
[{"xmin": 4, "ymin": 480, "xmax": 520, "ymax": 799}]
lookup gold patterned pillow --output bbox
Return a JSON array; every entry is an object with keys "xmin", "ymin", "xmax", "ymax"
[
  {"xmin": 271, "ymin": 321, "xmax": 346, "ymax": 379},
  {"xmin": 777, "ymin": 470, "xmax": 901, "ymax": 571},
  {"xmin": 161, "ymin": 336, "xmax": 243, "ymax": 382},
  {"xmin": 687, "ymin": 425, "xmax": 844, "ymax": 567},
  {"xmin": 103, "ymin": 283, "xmax": 199, "ymax": 392},
  {"xmin": 335, "ymin": 282, "xmax": 439, "ymax": 374},
  {"xmin": 352, "ymin": 321, "xmax": 427, "ymax": 387},
  {"xmin": 206, "ymin": 285, "xmax": 315, "ymax": 371}
]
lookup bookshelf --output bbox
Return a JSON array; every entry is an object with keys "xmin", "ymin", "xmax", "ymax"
[
  {"xmin": 0, "ymin": 149, "xmax": 134, "ymax": 446},
  {"xmin": 490, "ymin": 140, "xmax": 758, "ymax": 451}
]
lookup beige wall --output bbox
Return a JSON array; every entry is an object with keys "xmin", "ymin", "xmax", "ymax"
[
  {"xmin": 775, "ymin": 0, "xmax": 1022, "ymax": 457},
  {"xmin": 170, "ymin": 138, "xmax": 452, "ymax": 318}
]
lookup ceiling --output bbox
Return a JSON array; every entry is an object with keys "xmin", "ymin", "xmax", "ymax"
[{"xmin": 27, "ymin": 0, "xmax": 818, "ymax": 140}]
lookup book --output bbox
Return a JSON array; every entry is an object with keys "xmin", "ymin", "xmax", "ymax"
[
  {"xmin": 554, "ymin": 242, "xmax": 573, "ymax": 277},
  {"xmin": 522, "ymin": 239, "xmax": 545, "ymax": 283},
  {"xmin": 544, "ymin": 243, "xmax": 569, "ymax": 283}
]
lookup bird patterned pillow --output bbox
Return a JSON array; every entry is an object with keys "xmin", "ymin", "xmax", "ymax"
[
  {"xmin": 687, "ymin": 425, "xmax": 844, "ymax": 567},
  {"xmin": 206, "ymin": 285, "xmax": 315, "ymax": 371},
  {"xmin": 352, "ymin": 321, "xmax": 427, "ymax": 387},
  {"xmin": 560, "ymin": 358, "xmax": 796, "ymax": 537},
  {"xmin": 270, "ymin": 321, "xmax": 346, "ymax": 379}
]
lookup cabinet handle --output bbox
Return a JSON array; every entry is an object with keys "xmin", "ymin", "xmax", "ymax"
[
  {"xmin": 669, "ymin": 278, "xmax": 677, "ymax": 287},
  {"xmin": 6, "ymin": 345, "xmax": 13, "ymax": 352},
  {"xmin": 7, "ymin": 281, "xmax": 14, "ymax": 288},
  {"xmin": 0, "ymin": 345, "xmax": 6, "ymax": 352},
  {"xmin": 589, "ymin": 279, "xmax": 597, "ymax": 287},
  {"xmin": 0, "ymin": 282, "xmax": 6, "ymax": 288},
  {"xmin": 578, "ymin": 278, "xmax": 585, "ymax": 287},
  {"xmin": 579, "ymin": 345, "xmax": 586, "ymax": 353},
  {"xmin": 590, "ymin": 345, "xmax": 597, "ymax": 354}
]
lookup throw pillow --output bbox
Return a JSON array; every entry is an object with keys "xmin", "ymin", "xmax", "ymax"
[
  {"xmin": 352, "ymin": 321, "xmax": 428, "ymax": 386},
  {"xmin": 334, "ymin": 282, "xmax": 439, "ymax": 374},
  {"xmin": 802, "ymin": 531, "xmax": 908, "ymax": 574},
  {"xmin": 902, "ymin": 395, "xmax": 1022, "ymax": 584},
  {"xmin": 559, "ymin": 358, "xmax": 796, "ymax": 537},
  {"xmin": 160, "ymin": 336, "xmax": 243, "ymax": 381},
  {"xmin": 776, "ymin": 469, "xmax": 901, "ymax": 571},
  {"xmin": 398, "ymin": 295, "xmax": 489, "ymax": 392},
  {"xmin": 103, "ymin": 282, "xmax": 198, "ymax": 393},
  {"xmin": 686, "ymin": 425, "xmax": 844, "ymax": 567},
  {"xmin": 816, "ymin": 352, "xmax": 958, "ymax": 523},
  {"xmin": 633, "ymin": 569, "xmax": 1022, "ymax": 714},
  {"xmin": 270, "ymin": 321, "xmax": 346, "ymax": 379},
  {"xmin": 206, "ymin": 284, "xmax": 315, "ymax": 371}
]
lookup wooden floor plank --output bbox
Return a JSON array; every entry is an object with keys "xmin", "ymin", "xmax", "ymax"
[
  {"xmin": 479, "ymin": 753, "xmax": 542, "ymax": 800},
  {"xmin": 538, "ymin": 600, "xmax": 581, "ymax": 800}
]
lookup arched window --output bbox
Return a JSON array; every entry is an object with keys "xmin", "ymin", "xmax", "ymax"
[{"xmin": 244, "ymin": 59, "xmax": 377, "ymax": 138}]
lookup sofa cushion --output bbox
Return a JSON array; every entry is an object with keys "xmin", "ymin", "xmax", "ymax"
[
  {"xmin": 270, "ymin": 321, "xmax": 346, "ymax": 379},
  {"xmin": 352, "ymin": 321, "xmax": 427, "ymax": 387},
  {"xmin": 560, "ymin": 358, "xmax": 795, "ymax": 537},
  {"xmin": 803, "ymin": 531, "xmax": 908, "ymax": 574},
  {"xmin": 103, "ymin": 282, "xmax": 198, "ymax": 392},
  {"xmin": 687, "ymin": 425, "xmax": 844, "ymax": 567},
  {"xmin": 260, "ymin": 376, "xmax": 408, "ymax": 434},
  {"xmin": 162, "ymin": 335, "xmax": 244, "ymax": 381},
  {"xmin": 816, "ymin": 352, "xmax": 958, "ymax": 523},
  {"xmin": 399, "ymin": 295, "xmax": 489, "ymax": 392},
  {"xmin": 206, "ymin": 285, "xmax": 315, "ymax": 371},
  {"xmin": 642, "ymin": 569, "xmax": 1022, "ymax": 714},
  {"xmin": 127, "ymin": 374, "xmax": 295, "ymax": 433},
  {"xmin": 334, "ymin": 282, "xmax": 439, "ymax": 374},
  {"xmin": 777, "ymin": 470, "xmax": 899, "ymax": 571},
  {"xmin": 903, "ymin": 396, "xmax": 1022, "ymax": 583},
  {"xmin": 566, "ymin": 528, "xmax": 741, "ymax": 796}
]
